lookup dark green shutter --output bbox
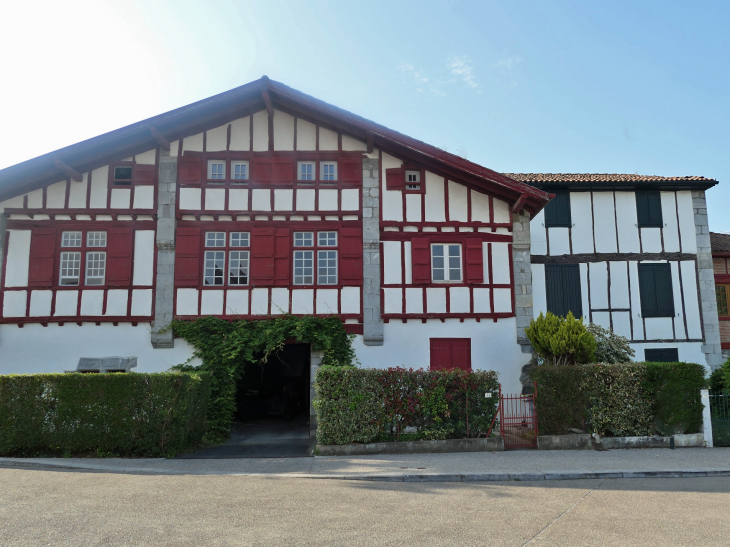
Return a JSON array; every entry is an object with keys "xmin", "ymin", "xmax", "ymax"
[
  {"xmin": 636, "ymin": 191, "xmax": 663, "ymax": 227},
  {"xmin": 545, "ymin": 264, "xmax": 582, "ymax": 318},
  {"xmin": 544, "ymin": 193, "xmax": 572, "ymax": 228},
  {"xmin": 644, "ymin": 348, "xmax": 679, "ymax": 362},
  {"xmin": 638, "ymin": 263, "xmax": 675, "ymax": 318}
]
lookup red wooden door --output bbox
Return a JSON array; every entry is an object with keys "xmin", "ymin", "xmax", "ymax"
[{"xmin": 429, "ymin": 338, "xmax": 471, "ymax": 371}]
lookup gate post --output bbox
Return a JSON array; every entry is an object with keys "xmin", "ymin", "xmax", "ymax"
[{"xmin": 701, "ymin": 389, "xmax": 714, "ymax": 448}]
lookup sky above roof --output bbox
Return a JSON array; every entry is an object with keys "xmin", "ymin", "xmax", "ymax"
[{"xmin": 2, "ymin": 0, "xmax": 729, "ymax": 228}]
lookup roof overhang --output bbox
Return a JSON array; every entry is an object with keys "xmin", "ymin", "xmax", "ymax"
[
  {"xmin": 0, "ymin": 77, "xmax": 551, "ymax": 216},
  {"xmin": 521, "ymin": 179, "xmax": 718, "ymax": 193}
]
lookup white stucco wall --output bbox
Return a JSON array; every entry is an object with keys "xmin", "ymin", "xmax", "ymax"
[
  {"xmin": 351, "ymin": 318, "xmax": 529, "ymax": 393},
  {"xmin": 0, "ymin": 323, "xmax": 199, "ymax": 374}
]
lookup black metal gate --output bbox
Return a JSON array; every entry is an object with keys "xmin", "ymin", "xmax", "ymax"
[{"xmin": 710, "ymin": 393, "xmax": 730, "ymax": 447}]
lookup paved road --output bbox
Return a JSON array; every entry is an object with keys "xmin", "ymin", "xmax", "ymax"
[{"xmin": 1, "ymin": 468, "xmax": 728, "ymax": 546}]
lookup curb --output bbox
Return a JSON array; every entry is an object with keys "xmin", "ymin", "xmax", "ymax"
[{"xmin": 1, "ymin": 459, "xmax": 729, "ymax": 482}]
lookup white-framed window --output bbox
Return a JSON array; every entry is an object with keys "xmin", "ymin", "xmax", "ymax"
[
  {"xmin": 293, "ymin": 231, "xmax": 338, "ymax": 285},
  {"xmin": 298, "ymin": 161, "xmax": 315, "ymax": 181},
  {"xmin": 320, "ymin": 161, "xmax": 337, "ymax": 181},
  {"xmin": 231, "ymin": 161, "xmax": 249, "ymax": 182},
  {"xmin": 294, "ymin": 231, "xmax": 314, "ymax": 247},
  {"xmin": 204, "ymin": 251, "xmax": 225, "ymax": 286},
  {"xmin": 206, "ymin": 232, "xmax": 226, "ymax": 247},
  {"xmin": 294, "ymin": 250, "xmax": 314, "ymax": 285},
  {"xmin": 318, "ymin": 231, "xmax": 337, "ymax": 247},
  {"xmin": 208, "ymin": 160, "xmax": 225, "ymax": 180},
  {"xmin": 59, "ymin": 252, "xmax": 82, "ymax": 286},
  {"xmin": 87, "ymin": 231, "xmax": 107, "ymax": 247},
  {"xmin": 62, "ymin": 231, "xmax": 82, "ymax": 248},
  {"xmin": 405, "ymin": 170, "xmax": 421, "ymax": 191},
  {"xmin": 229, "ymin": 251, "xmax": 249, "ymax": 285},
  {"xmin": 431, "ymin": 244, "xmax": 462, "ymax": 282},
  {"xmin": 85, "ymin": 252, "xmax": 106, "ymax": 285},
  {"xmin": 318, "ymin": 250, "xmax": 337, "ymax": 284},
  {"xmin": 230, "ymin": 232, "xmax": 250, "ymax": 247}
]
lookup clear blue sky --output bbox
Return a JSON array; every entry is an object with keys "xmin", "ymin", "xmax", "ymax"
[{"xmin": 2, "ymin": 1, "xmax": 729, "ymax": 228}]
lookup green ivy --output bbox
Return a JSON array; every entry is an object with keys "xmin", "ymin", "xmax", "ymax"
[{"xmin": 171, "ymin": 315, "xmax": 356, "ymax": 440}]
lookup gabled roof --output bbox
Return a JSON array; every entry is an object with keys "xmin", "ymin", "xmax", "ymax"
[
  {"xmin": 711, "ymin": 232, "xmax": 730, "ymax": 254},
  {"xmin": 506, "ymin": 173, "xmax": 718, "ymax": 192},
  {"xmin": 0, "ymin": 76, "xmax": 551, "ymax": 215}
]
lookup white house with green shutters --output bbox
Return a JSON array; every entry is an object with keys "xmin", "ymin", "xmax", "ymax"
[{"xmin": 509, "ymin": 173, "xmax": 723, "ymax": 368}]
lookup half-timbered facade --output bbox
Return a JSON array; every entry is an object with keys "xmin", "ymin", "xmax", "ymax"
[
  {"xmin": 0, "ymin": 78, "xmax": 722, "ymax": 396},
  {"xmin": 510, "ymin": 174, "xmax": 723, "ymax": 368},
  {"xmin": 0, "ymin": 77, "xmax": 552, "ymax": 392}
]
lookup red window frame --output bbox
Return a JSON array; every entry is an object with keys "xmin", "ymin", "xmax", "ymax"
[
  {"xmin": 174, "ymin": 222, "xmax": 363, "ymax": 289},
  {"xmin": 177, "ymin": 151, "xmax": 363, "ymax": 189},
  {"xmin": 107, "ymin": 160, "xmax": 156, "ymax": 188},
  {"xmin": 291, "ymin": 230, "xmax": 339, "ymax": 286},
  {"xmin": 26, "ymin": 224, "xmax": 135, "ymax": 290},
  {"xmin": 201, "ymin": 230, "xmax": 251, "ymax": 287},
  {"xmin": 430, "ymin": 338, "xmax": 472, "ymax": 371}
]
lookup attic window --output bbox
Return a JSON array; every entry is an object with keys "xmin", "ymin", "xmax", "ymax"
[
  {"xmin": 113, "ymin": 166, "xmax": 133, "ymax": 185},
  {"xmin": 405, "ymin": 170, "xmax": 422, "ymax": 191}
]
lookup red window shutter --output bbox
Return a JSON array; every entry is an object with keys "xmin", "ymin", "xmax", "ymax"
[
  {"xmin": 464, "ymin": 238, "xmax": 484, "ymax": 284},
  {"xmin": 339, "ymin": 227, "xmax": 363, "ymax": 286},
  {"xmin": 28, "ymin": 228, "xmax": 57, "ymax": 287},
  {"xmin": 451, "ymin": 339, "xmax": 472, "ymax": 371},
  {"xmin": 174, "ymin": 227, "xmax": 201, "ymax": 287},
  {"xmin": 429, "ymin": 339, "xmax": 452, "ymax": 371},
  {"xmin": 430, "ymin": 339, "xmax": 471, "ymax": 371},
  {"xmin": 340, "ymin": 157, "xmax": 362, "ymax": 185},
  {"xmin": 250, "ymin": 227, "xmax": 276, "ymax": 285},
  {"xmin": 132, "ymin": 164, "xmax": 156, "ymax": 184},
  {"xmin": 273, "ymin": 228, "xmax": 290, "ymax": 286},
  {"xmin": 271, "ymin": 157, "xmax": 294, "ymax": 183},
  {"xmin": 106, "ymin": 228, "xmax": 134, "ymax": 286},
  {"xmin": 178, "ymin": 155, "xmax": 203, "ymax": 185},
  {"xmin": 385, "ymin": 167, "xmax": 403, "ymax": 190},
  {"xmin": 251, "ymin": 158, "xmax": 272, "ymax": 183},
  {"xmin": 411, "ymin": 237, "xmax": 431, "ymax": 285}
]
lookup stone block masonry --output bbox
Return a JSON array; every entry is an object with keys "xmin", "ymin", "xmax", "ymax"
[
  {"xmin": 151, "ymin": 150, "xmax": 177, "ymax": 348},
  {"xmin": 693, "ymin": 190, "xmax": 723, "ymax": 369},
  {"xmin": 362, "ymin": 157, "xmax": 383, "ymax": 346},
  {"xmin": 512, "ymin": 210, "xmax": 533, "ymax": 353}
]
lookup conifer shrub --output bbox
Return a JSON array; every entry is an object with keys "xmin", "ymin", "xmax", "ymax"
[{"xmin": 525, "ymin": 312, "xmax": 596, "ymax": 365}]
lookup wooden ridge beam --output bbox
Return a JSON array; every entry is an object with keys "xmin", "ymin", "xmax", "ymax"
[
  {"xmin": 149, "ymin": 126, "xmax": 170, "ymax": 150},
  {"xmin": 54, "ymin": 159, "xmax": 82, "ymax": 182},
  {"xmin": 261, "ymin": 89, "xmax": 274, "ymax": 117}
]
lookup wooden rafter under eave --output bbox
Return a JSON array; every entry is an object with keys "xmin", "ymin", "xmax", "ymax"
[
  {"xmin": 54, "ymin": 159, "xmax": 82, "ymax": 182},
  {"xmin": 511, "ymin": 193, "xmax": 528, "ymax": 214},
  {"xmin": 149, "ymin": 127, "xmax": 170, "ymax": 150}
]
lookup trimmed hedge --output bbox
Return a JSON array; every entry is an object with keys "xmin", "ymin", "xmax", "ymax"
[
  {"xmin": 0, "ymin": 372, "xmax": 210, "ymax": 457},
  {"xmin": 530, "ymin": 362, "xmax": 705, "ymax": 436},
  {"xmin": 314, "ymin": 366, "xmax": 499, "ymax": 445}
]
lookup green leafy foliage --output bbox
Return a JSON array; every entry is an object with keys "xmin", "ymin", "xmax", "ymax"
[
  {"xmin": 531, "ymin": 362, "xmax": 704, "ymax": 437},
  {"xmin": 314, "ymin": 366, "xmax": 500, "ymax": 445},
  {"xmin": 0, "ymin": 372, "xmax": 209, "ymax": 457},
  {"xmin": 585, "ymin": 323, "xmax": 635, "ymax": 364},
  {"xmin": 709, "ymin": 356, "xmax": 730, "ymax": 393},
  {"xmin": 171, "ymin": 315, "xmax": 356, "ymax": 440},
  {"xmin": 643, "ymin": 362, "xmax": 706, "ymax": 435},
  {"xmin": 525, "ymin": 312, "xmax": 596, "ymax": 366}
]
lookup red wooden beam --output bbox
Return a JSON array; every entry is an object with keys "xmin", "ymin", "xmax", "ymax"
[
  {"xmin": 54, "ymin": 159, "xmax": 82, "ymax": 182},
  {"xmin": 149, "ymin": 126, "xmax": 170, "ymax": 150},
  {"xmin": 511, "ymin": 193, "xmax": 528, "ymax": 213},
  {"xmin": 366, "ymin": 131, "xmax": 374, "ymax": 154},
  {"xmin": 261, "ymin": 89, "xmax": 274, "ymax": 117}
]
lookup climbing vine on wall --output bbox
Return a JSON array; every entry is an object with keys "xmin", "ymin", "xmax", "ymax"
[{"xmin": 170, "ymin": 315, "xmax": 356, "ymax": 440}]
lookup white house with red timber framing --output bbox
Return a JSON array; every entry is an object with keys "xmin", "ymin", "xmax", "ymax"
[{"xmin": 0, "ymin": 77, "xmax": 721, "ymax": 395}]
